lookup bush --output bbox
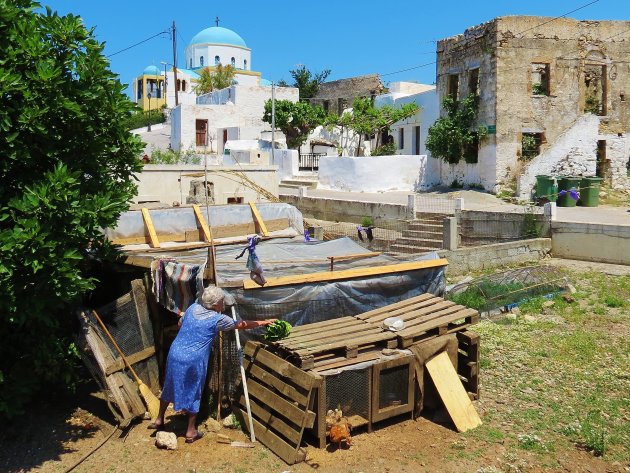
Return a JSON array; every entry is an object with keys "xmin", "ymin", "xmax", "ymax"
[
  {"xmin": 371, "ymin": 142, "xmax": 396, "ymax": 156},
  {"xmin": 150, "ymin": 147, "xmax": 201, "ymax": 165},
  {"xmin": 125, "ymin": 109, "xmax": 166, "ymax": 131},
  {"xmin": 0, "ymin": 1, "xmax": 143, "ymax": 420}
]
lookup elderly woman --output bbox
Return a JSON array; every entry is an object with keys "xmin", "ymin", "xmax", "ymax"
[{"xmin": 150, "ymin": 286, "xmax": 276, "ymax": 443}]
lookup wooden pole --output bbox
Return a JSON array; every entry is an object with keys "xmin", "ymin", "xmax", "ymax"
[
  {"xmin": 216, "ymin": 331, "xmax": 223, "ymax": 421},
  {"xmin": 172, "ymin": 21, "xmax": 178, "ymax": 106},
  {"xmin": 231, "ymin": 305, "xmax": 255, "ymax": 442}
]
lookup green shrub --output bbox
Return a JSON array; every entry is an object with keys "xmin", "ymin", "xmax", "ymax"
[
  {"xmin": 124, "ymin": 109, "xmax": 166, "ymax": 130},
  {"xmin": 361, "ymin": 216, "xmax": 374, "ymax": 227},
  {"xmin": 371, "ymin": 142, "xmax": 396, "ymax": 156},
  {"xmin": 0, "ymin": 2, "xmax": 142, "ymax": 420},
  {"xmin": 150, "ymin": 147, "xmax": 201, "ymax": 165}
]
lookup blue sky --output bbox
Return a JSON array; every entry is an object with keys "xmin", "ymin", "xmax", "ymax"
[{"xmin": 44, "ymin": 0, "xmax": 628, "ymax": 96}]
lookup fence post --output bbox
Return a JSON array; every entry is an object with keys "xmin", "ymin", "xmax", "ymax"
[
  {"xmin": 543, "ymin": 202, "xmax": 556, "ymax": 221},
  {"xmin": 443, "ymin": 216, "xmax": 458, "ymax": 250},
  {"xmin": 312, "ymin": 226, "xmax": 324, "ymax": 240},
  {"xmin": 455, "ymin": 197, "xmax": 465, "ymax": 212},
  {"xmin": 407, "ymin": 194, "xmax": 418, "ymax": 219}
]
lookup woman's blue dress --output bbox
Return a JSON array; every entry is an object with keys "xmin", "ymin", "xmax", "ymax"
[{"xmin": 160, "ymin": 303, "xmax": 235, "ymax": 414}]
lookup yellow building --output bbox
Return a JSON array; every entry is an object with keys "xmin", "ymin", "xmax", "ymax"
[{"xmin": 133, "ymin": 65, "xmax": 166, "ymax": 111}]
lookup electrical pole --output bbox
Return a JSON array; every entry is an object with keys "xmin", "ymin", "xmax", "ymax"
[
  {"xmin": 172, "ymin": 21, "xmax": 179, "ymax": 106},
  {"xmin": 271, "ymin": 82, "xmax": 275, "ymax": 165}
]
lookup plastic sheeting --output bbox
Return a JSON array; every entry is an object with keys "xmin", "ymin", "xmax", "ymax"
[{"xmin": 105, "ymin": 202, "xmax": 304, "ymax": 241}]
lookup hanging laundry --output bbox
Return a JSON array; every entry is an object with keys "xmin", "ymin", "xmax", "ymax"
[
  {"xmin": 304, "ymin": 229, "xmax": 311, "ymax": 242},
  {"xmin": 235, "ymin": 234, "xmax": 267, "ymax": 286},
  {"xmin": 356, "ymin": 225, "xmax": 374, "ymax": 242},
  {"xmin": 558, "ymin": 187, "xmax": 580, "ymax": 201},
  {"xmin": 150, "ymin": 259, "xmax": 206, "ymax": 316}
]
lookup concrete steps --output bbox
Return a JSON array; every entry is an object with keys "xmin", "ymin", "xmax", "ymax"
[
  {"xmin": 390, "ymin": 216, "xmax": 449, "ymax": 254},
  {"xmin": 279, "ymin": 177, "xmax": 318, "ymax": 189}
]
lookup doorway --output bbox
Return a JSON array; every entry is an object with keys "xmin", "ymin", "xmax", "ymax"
[
  {"xmin": 413, "ymin": 126, "xmax": 421, "ymax": 155},
  {"xmin": 596, "ymin": 140, "xmax": 607, "ymax": 178},
  {"xmin": 195, "ymin": 120, "xmax": 208, "ymax": 146}
]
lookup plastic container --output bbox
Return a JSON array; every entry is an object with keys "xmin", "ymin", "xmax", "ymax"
[
  {"xmin": 557, "ymin": 176, "xmax": 581, "ymax": 207},
  {"xmin": 535, "ymin": 175, "xmax": 557, "ymax": 203},
  {"xmin": 579, "ymin": 176, "xmax": 603, "ymax": 207}
]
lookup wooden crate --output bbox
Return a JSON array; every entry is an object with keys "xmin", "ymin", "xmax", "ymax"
[
  {"xmin": 237, "ymin": 342, "xmax": 322, "ymax": 465},
  {"xmin": 456, "ymin": 330, "xmax": 480, "ymax": 400}
]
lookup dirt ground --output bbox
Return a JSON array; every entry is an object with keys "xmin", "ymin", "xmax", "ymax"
[{"xmin": 2, "ymin": 259, "xmax": 629, "ymax": 473}]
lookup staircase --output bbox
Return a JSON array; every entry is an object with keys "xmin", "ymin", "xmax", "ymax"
[
  {"xmin": 390, "ymin": 213, "xmax": 449, "ymax": 254},
  {"xmin": 279, "ymin": 175, "xmax": 319, "ymax": 189}
]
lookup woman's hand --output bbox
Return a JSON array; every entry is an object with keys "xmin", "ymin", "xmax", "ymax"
[{"xmin": 259, "ymin": 318, "xmax": 278, "ymax": 326}]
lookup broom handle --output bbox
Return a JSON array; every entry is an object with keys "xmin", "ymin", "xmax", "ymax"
[
  {"xmin": 92, "ymin": 310, "xmax": 142, "ymax": 384},
  {"xmin": 232, "ymin": 305, "xmax": 256, "ymax": 442}
]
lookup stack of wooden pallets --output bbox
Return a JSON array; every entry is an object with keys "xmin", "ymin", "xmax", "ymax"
[{"xmin": 272, "ymin": 292, "xmax": 479, "ymax": 369}]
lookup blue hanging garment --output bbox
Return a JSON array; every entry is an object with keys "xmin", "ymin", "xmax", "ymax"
[{"xmin": 235, "ymin": 235, "xmax": 267, "ymax": 286}]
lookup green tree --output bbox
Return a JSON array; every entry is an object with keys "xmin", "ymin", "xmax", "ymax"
[
  {"xmin": 262, "ymin": 100, "xmax": 326, "ymax": 150},
  {"xmin": 277, "ymin": 65, "xmax": 331, "ymax": 101},
  {"xmin": 0, "ymin": 1, "xmax": 143, "ymax": 419},
  {"xmin": 194, "ymin": 64, "xmax": 236, "ymax": 95},
  {"xmin": 425, "ymin": 94, "xmax": 487, "ymax": 164},
  {"xmin": 328, "ymin": 98, "xmax": 419, "ymax": 155}
]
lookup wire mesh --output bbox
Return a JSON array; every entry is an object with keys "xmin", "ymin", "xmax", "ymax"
[
  {"xmin": 314, "ymin": 220, "xmax": 410, "ymax": 252},
  {"xmin": 325, "ymin": 367, "xmax": 371, "ymax": 420},
  {"xmin": 446, "ymin": 265, "xmax": 568, "ymax": 313},
  {"xmin": 414, "ymin": 194, "xmax": 457, "ymax": 215},
  {"xmin": 458, "ymin": 206, "xmax": 549, "ymax": 247},
  {"xmin": 378, "ymin": 365, "xmax": 410, "ymax": 409}
]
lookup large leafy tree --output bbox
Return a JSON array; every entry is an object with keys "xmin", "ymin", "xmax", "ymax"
[
  {"xmin": 425, "ymin": 94, "xmax": 487, "ymax": 164},
  {"xmin": 0, "ymin": 1, "xmax": 143, "ymax": 419},
  {"xmin": 327, "ymin": 98, "xmax": 419, "ymax": 155},
  {"xmin": 262, "ymin": 100, "xmax": 327, "ymax": 150},
  {"xmin": 194, "ymin": 64, "xmax": 236, "ymax": 95},
  {"xmin": 277, "ymin": 65, "xmax": 331, "ymax": 101}
]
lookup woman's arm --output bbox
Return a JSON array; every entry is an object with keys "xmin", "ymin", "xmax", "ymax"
[{"xmin": 233, "ymin": 318, "xmax": 277, "ymax": 330}]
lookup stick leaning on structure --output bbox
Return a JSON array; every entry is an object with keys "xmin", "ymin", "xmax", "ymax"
[{"xmin": 92, "ymin": 310, "xmax": 161, "ymax": 421}]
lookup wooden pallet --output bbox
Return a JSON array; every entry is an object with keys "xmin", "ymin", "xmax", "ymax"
[
  {"xmin": 273, "ymin": 317, "xmax": 397, "ymax": 369},
  {"xmin": 456, "ymin": 330, "xmax": 480, "ymax": 400},
  {"xmin": 237, "ymin": 342, "xmax": 322, "ymax": 465}
]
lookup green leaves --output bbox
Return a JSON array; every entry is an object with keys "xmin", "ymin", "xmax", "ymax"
[
  {"xmin": 425, "ymin": 94, "xmax": 486, "ymax": 164},
  {"xmin": 264, "ymin": 320, "xmax": 292, "ymax": 341},
  {"xmin": 0, "ymin": 0, "xmax": 143, "ymax": 420},
  {"xmin": 194, "ymin": 64, "xmax": 236, "ymax": 95},
  {"xmin": 262, "ymin": 100, "xmax": 327, "ymax": 150}
]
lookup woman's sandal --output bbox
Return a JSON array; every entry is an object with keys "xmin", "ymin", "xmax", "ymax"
[
  {"xmin": 185, "ymin": 431, "xmax": 204, "ymax": 444},
  {"xmin": 147, "ymin": 421, "xmax": 164, "ymax": 431}
]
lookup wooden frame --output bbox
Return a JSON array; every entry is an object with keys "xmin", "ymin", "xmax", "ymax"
[{"xmin": 371, "ymin": 354, "xmax": 415, "ymax": 423}]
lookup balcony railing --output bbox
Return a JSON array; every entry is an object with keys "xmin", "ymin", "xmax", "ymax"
[{"xmin": 298, "ymin": 153, "xmax": 323, "ymax": 171}]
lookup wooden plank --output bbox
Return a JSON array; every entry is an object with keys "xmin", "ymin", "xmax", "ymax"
[
  {"xmin": 243, "ymin": 358, "xmax": 309, "ymax": 407},
  {"xmin": 243, "ymin": 342, "xmax": 320, "ymax": 390},
  {"xmin": 111, "ymin": 218, "xmax": 290, "ymax": 245},
  {"xmin": 364, "ymin": 299, "xmax": 456, "ymax": 325},
  {"xmin": 249, "ymin": 201, "xmax": 269, "ymax": 236},
  {"xmin": 312, "ymin": 351, "xmax": 382, "ymax": 372},
  {"xmin": 326, "ymin": 252, "xmax": 381, "ymax": 262},
  {"xmin": 141, "ymin": 208, "xmax": 160, "ymax": 248},
  {"xmin": 247, "ymin": 378, "xmax": 316, "ymax": 429},
  {"xmin": 243, "ymin": 259, "xmax": 449, "ymax": 290},
  {"xmin": 296, "ymin": 331, "xmax": 395, "ymax": 356},
  {"xmin": 246, "ymin": 414, "xmax": 300, "ymax": 465},
  {"xmin": 356, "ymin": 293, "xmax": 436, "ymax": 320},
  {"xmin": 425, "ymin": 351, "xmax": 482, "ymax": 433},
  {"xmin": 104, "ymin": 346, "xmax": 156, "ymax": 376},
  {"xmin": 238, "ymin": 397, "xmax": 301, "ymax": 445},
  {"xmin": 292, "ymin": 325, "xmax": 385, "ymax": 352},
  {"xmin": 192, "ymin": 205, "xmax": 212, "ymax": 243},
  {"xmin": 281, "ymin": 323, "xmax": 378, "ymax": 350},
  {"xmin": 399, "ymin": 308, "xmax": 478, "ymax": 336},
  {"xmin": 283, "ymin": 317, "xmax": 361, "ymax": 337}
]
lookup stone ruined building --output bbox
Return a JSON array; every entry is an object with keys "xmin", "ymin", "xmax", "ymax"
[
  {"xmin": 435, "ymin": 16, "xmax": 630, "ymax": 197},
  {"xmin": 310, "ymin": 74, "xmax": 387, "ymax": 114}
]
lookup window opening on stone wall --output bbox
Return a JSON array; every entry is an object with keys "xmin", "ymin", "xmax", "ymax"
[
  {"xmin": 231, "ymin": 57, "xmax": 235, "ymax": 67},
  {"xmin": 227, "ymin": 196, "xmax": 244, "ymax": 204},
  {"xmin": 464, "ymin": 132, "xmax": 479, "ymax": 163},
  {"xmin": 137, "ymin": 79, "xmax": 143, "ymax": 100},
  {"xmin": 323, "ymin": 100, "xmax": 329, "ymax": 113},
  {"xmin": 215, "ymin": 55, "xmax": 220, "ymax": 65},
  {"xmin": 244, "ymin": 59, "xmax": 247, "ymax": 69},
  {"xmin": 200, "ymin": 56, "xmax": 204, "ymax": 67},
  {"xmin": 448, "ymin": 74, "xmax": 459, "ymax": 99},
  {"xmin": 531, "ymin": 63, "xmax": 550, "ymax": 96},
  {"xmin": 182, "ymin": 80, "xmax": 186, "ymax": 92},
  {"xmin": 521, "ymin": 132, "xmax": 544, "ymax": 160},
  {"xmin": 338, "ymin": 98, "xmax": 346, "ymax": 114},
  {"xmin": 469, "ymin": 68, "xmax": 480, "ymax": 96},
  {"xmin": 399, "ymin": 128, "xmax": 404, "ymax": 150},
  {"xmin": 190, "ymin": 58, "xmax": 193, "ymax": 68},
  {"xmin": 584, "ymin": 65, "xmax": 606, "ymax": 116}
]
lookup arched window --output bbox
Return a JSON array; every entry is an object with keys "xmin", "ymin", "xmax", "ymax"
[
  {"xmin": 231, "ymin": 57, "xmax": 235, "ymax": 67},
  {"xmin": 244, "ymin": 59, "xmax": 247, "ymax": 69},
  {"xmin": 200, "ymin": 56, "xmax": 204, "ymax": 67},
  {"xmin": 182, "ymin": 80, "xmax": 186, "ymax": 92},
  {"xmin": 189, "ymin": 58, "xmax": 192, "ymax": 68},
  {"xmin": 215, "ymin": 55, "xmax": 220, "ymax": 65}
]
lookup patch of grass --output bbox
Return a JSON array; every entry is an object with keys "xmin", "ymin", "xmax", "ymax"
[
  {"xmin": 604, "ymin": 295, "xmax": 625, "ymax": 308},
  {"xmin": 517, "ymin": 433, "xmax": 548, "ymax": 452},
  {"xmin": 518, "ymin": 296, "xmax": 546, "ymax": 314},
  {"xmin": 448, "ymin": 281, "xmax": 527, "ymax": 310}
]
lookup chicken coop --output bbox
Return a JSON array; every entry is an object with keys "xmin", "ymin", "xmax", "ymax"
[{"xmin": 237, "ymin": 292, "xmax": 481, "ymax": 463}]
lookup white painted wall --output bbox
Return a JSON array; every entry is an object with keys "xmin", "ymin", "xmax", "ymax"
[
  {"xmin": 171, "ymin": 84, "xmax": 298, "ymax": 152},
  {"xmin": 272, "ymin": 149, "xmax": 299, "ymax": 181},
  {"xmin": 517, "ymin": 114, "xmax": 599, "ymax": 200},
  {"xmin": 134, "ymin": 164, "xmax": 278, "ymax": 205},
  {"xmin": 318, "ymin": 155, "xmax": 434, "ymax": 192},
  {"xmin": 552, "ymin": 221, "xmax": 630, "ymax": 265},
  {"xmin": 186, "ymin": 44, "xmax": 251, "ymax": 71}
]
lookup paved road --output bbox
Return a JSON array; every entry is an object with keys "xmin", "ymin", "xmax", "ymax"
[{"xmin": 280, "ymin": 187, "xmax": 630, "ymax": 225}]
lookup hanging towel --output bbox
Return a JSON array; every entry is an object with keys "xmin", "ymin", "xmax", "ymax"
[{"xmin": 151, "ymin": 258, "xmax": 206, "ymax": 315}]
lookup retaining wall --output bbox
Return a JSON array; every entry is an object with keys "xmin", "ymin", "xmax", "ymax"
[
  {"xmin": 438, "ymin": 238, "xmax": 552, "ymax": 275},
  {"xmin": 551, "ymin": 222, "xmax": 630, "ymax": 265},
  {"xmin": 459, "ymin": 210, "xmax": 550, "ymax": 246}
]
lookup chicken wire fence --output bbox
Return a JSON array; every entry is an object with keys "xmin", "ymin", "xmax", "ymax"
[
  {"xmin": 413, "ymin": 193, "xmax": 458, "ymax": 215},
  {"xmin": 445, "ymin": 265, "xmax": 568, "ymax": 314},
  {"xmin": 315, "ymin": 219, "xmax": 411, "ymax": 252},
  {"xmin": 458, "ymin": 205, "xmax": 550, "ymax": 247}
]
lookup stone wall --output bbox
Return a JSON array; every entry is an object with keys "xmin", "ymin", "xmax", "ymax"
[
  {"xmin": 436, "ymin": 16, "xmax": 630, "ymax": 192},
  {"xmin": 459, "ymin": 210, "xmax": 550, "ymax": 246},
  {"xmin": 438, "ymin": 238, "xmax": 552, "ymax": 275}
]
